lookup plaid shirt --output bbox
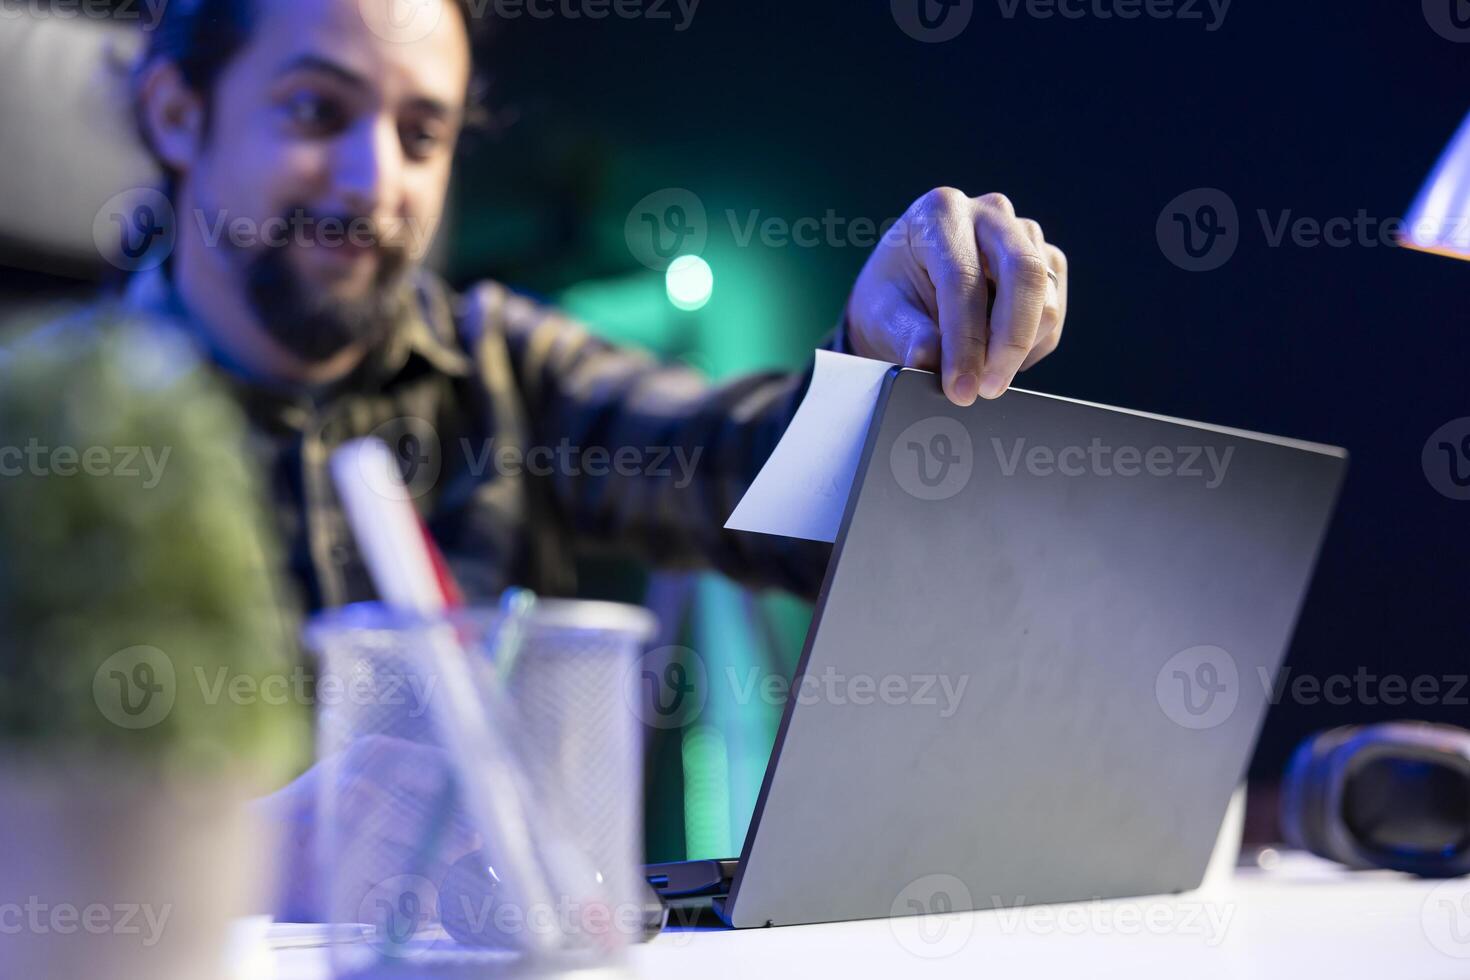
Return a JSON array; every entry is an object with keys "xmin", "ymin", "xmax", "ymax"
[{"xmin": 125, "ymin": 269, "xmax": 834, "ymax": 610}]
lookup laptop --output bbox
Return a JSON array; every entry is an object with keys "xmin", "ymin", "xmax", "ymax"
[{"xmin": 648, "ymin": 366, "xmax": 1347, "ymax": 929}]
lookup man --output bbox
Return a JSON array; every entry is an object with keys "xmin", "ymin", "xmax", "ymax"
[{"xmin": 126, "ymin": 0, "xmax": 1068, "ymax": 919}]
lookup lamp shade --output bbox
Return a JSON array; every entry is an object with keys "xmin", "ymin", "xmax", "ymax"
[{"xmin": 1402, "ymin": 110, "xmax": 1470, "ymax": 261}]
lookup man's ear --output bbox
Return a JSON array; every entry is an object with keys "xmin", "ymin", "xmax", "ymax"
[{"xmin": 137, "ymin": 60, "xmax": 205, "ymax": 174}]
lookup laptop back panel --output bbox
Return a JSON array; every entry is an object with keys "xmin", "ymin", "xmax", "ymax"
[{"xmin": 723, "ymin": 368, "xmax": 1346, "ymax": 928}]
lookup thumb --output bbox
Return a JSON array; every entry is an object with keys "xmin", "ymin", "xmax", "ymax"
[
  {"xmin": 874, "ymin": 298, "xmax": 940, "ymax": 370},
  {"xmin": 903, "ymin": 322, "xmax": 941, "ymax": 371}
]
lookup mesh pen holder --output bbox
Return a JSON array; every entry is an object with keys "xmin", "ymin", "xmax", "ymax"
[{"xmin": 304, "ymin": 598, "xmax": 658, "ymax": 974}]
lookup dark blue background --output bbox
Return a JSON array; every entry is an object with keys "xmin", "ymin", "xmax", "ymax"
[{"xmin": 460, "ymin": 0, "xmax": 1470, "ymax": 779}]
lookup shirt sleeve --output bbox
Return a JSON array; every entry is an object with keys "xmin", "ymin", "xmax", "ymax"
[{"xmin": 472, "ymin": 283, "xmax": 842, "ymax": 600}]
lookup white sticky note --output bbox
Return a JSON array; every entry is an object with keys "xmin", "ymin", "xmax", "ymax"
[{"xmin": 725, "ymin": 349, "xmax": 899, "ymax": 543}]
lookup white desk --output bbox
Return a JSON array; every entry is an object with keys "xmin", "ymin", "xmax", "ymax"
[{"xmin": 265, "ymin": 854, "xmax": 1470, "ymax": 979}]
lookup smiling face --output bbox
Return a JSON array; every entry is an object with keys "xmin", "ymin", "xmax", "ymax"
[{"xmin": 143, "ymin": 0, "xmax": 472, "ymax": 375}]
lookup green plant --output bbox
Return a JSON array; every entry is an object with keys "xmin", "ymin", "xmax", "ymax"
[{"xmin": 0, "ymin": 307, "xmax": 308, "ymax": 783}]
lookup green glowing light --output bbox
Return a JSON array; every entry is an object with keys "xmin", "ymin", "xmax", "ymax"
[{"xmin": 665, "ymin": 254, "xmax": 714, "ymax": 311}]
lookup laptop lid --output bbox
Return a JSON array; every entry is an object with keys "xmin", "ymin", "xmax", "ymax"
[{"xmin": 721, "ymin": 367, "xmax": 1346, "ymax": 928}]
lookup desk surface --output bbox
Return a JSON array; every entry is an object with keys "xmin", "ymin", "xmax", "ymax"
[{"xmin": 266, "ymin": 855, "xmax": 1470, "ymax": 979}]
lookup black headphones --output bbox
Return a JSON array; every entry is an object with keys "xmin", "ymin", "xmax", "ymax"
[{"xmin": 1281, "ymin": 722, "xmax": 1470, "ymax": 878}]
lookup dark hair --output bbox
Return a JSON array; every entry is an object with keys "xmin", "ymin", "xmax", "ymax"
[{"xmin": 133, "ymin": 0, "xmax": 490, "ymax": 185}]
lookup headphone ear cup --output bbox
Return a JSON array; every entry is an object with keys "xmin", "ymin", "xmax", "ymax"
[
  {"xmin": 1282, "ymin": 722, "xmax": 1470, "ymax": 876},
  {"xmin": 1281, "ymin": 726, "xmax": 1359, "ymax": 863}
]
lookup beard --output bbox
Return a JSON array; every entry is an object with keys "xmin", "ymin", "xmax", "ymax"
[{"xmin": 240, "ymin": 209, "xmax": 414, "ymax": 364}]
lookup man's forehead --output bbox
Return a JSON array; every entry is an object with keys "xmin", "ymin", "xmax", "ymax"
[{"xmin": 248, "ymin": 0, "xmax": 470, "ymax": 105}]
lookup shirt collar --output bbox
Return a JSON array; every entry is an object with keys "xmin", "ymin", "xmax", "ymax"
[{"xmin": 122, "ymin": 265, "xmax": 472, "ymax": 408}]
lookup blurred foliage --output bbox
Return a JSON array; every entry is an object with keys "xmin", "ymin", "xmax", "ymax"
[{"xmin": 0, "ymin": 307, "xmax": 309, "ymax": 782}]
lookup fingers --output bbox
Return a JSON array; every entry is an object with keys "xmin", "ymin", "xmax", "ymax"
[
  {"xmin": 911, "ymin": 188, "xmax": 991, "ymax": 405},
  {"xmin": 970, "ymin": 195, "xmax": 1050, "ymax": 400},
  {"xmin": 905, "ymin": 189, "xmax": 1061, "ymax": 405},
  {"xmin": 1022, "ymin": 243, "xmax": 1068, "ymax": 371},
  {"xmin": 874, "ymin": 283, "xmax": 943, "ymax": 370},
  {"xmin": 1020, "ymin": 219, "xmax": 1062, "ymax": 342}
]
